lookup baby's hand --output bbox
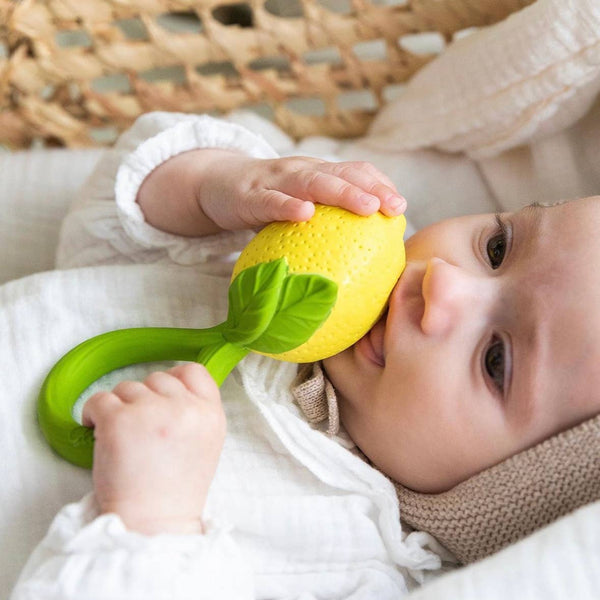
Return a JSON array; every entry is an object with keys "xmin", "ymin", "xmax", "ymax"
[
  {"xmin": 197, "ymin": 151, "xmax": 406, "ymax": 231},
  {"xmin": 82, "ymin": 363, "xmax": 225, "ymax": 535}
]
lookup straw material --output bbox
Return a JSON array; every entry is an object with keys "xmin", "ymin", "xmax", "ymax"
[{"xmin": 0, "ymin": 0, "xmax": 533, "ymax": 148}]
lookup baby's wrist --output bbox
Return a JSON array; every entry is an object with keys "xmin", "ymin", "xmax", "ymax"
[
  {"xmin": 99, "ymin": 499, "xmax": 205, "ymax": 536},
  {"xmin": 132, "ymin": 517, "xmax": 204, "ymax": 536},
  {"xmin": 136, "ymin": 147, "xmax": 244, "ymax": 237},
  {"xmin": 192, "ymin": 148, "xmax": 251, "ymax": 229},
  {"xmin": 118, "ymin": 512, "xmax": 204, "ymax": 536}
]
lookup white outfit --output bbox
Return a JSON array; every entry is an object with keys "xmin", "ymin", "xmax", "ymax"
[{"xmin": 7, "ymin": 112, "xmax": 446, "ymax": 600}]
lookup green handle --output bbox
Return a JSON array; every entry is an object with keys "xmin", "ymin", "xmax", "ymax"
[{"xmin": 38, "ymin": 326, "xmax": 248, "ymax": 468}]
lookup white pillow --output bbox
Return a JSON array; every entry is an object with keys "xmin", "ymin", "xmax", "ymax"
[
  {"xmin": 367, "ymin": 0, "xmax": 600, "ymax": 159},
  {"xmin": 407, "ymin": 501, "xmax": 600, "ymax": 599}
]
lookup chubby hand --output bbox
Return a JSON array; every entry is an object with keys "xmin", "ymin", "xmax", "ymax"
[
  {"xmin": 82, "ymin": 363, "xmax": 225, "ymax": 535},
  {"xmin": 197, "ymin": 151, "xmax": 406, "ymax": 231}
]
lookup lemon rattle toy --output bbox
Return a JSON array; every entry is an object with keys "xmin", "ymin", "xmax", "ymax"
[{"xmin": 38, "ymin": 205, "xmax": 406, "ymax": 468}]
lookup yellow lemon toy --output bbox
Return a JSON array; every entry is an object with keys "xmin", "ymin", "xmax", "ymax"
[{"xmin": 233, "ymin": 205, "xmax": 406, "ymax": 362}]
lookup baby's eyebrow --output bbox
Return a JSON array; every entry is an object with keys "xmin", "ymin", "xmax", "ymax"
[
  {"xmin": 521, "ymin": 201, "xmax": 545, "ymax": 220},
  {"xmin": 514, "ymin": 202, "xmax": 545, "ymax": 248}
]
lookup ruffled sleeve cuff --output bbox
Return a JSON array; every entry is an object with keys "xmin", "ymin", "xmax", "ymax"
[
  {"xmin": 114, "ymin": 114, "xmax": 279, "ymax": 266},
  {"xmin": 11, "ymin": 494, "xmax": 253, "ymax": 600}
]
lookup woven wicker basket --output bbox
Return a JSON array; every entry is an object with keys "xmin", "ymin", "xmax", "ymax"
[{"xmin": 0, "ymin": 0, "xmax": 533, "ymax": 148}]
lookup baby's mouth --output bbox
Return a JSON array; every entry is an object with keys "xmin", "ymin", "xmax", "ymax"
[
  {"xmin": 361, "ymin": 262, "xmax": 425, "ymax": 368},
  {"xmin": 365, "ymin": 310, "xmax": 387, "ymax": 367}
]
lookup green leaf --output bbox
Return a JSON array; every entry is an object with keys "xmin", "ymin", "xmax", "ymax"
[
  {"xmin": 249, "ymin": 273, "xmax": 337, "ymax": 354},
  {"xmin": 222, "ymin": 258, "xmax": 288, "ymax": 346}
]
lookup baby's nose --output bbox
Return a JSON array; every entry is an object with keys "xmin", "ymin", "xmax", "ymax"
[{"xmin": 420, "ymin": 257, "xmax": 489, "ymax": 337}]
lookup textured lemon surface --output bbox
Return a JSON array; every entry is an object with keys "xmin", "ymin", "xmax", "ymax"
[{"xmin": 232, "ymin": 205, "xmax": 406, "ymax": 362}]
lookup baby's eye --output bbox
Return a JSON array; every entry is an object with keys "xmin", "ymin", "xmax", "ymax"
[
  {"xmin": 486, "ymin": 219, "xmax": 508, "ymax": 269},
  {"xmin": 484, "ymin": 336, "xmax": 505, "ymax": 393}
]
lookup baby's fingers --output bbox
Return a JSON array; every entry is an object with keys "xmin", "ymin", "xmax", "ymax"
[
  {"xmin": 317, "ymin": 162, "xmax": 406, "ymax": 217},
  {"xmin": 240, "ymin": 189, "xmax": 316, "ymax": 225},
  {"xmin": 166, "ymin": 363, "xmax": 222, "ymax": 405},
  {"xmin": 165, "ymin": 364, "xmax": 226, "ymax": 438},
  {"xmin": 286, "ymin": 168, "xmax": 404, "ymax": 217},
  {"xmin": 82, "ymin": 391, "xmax": 122, "ymax": 428}
]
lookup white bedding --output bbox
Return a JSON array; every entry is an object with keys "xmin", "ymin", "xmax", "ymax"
[
  {"xmin": 0, "ymin": 148, "xmax": 103, "ymax": 285},
  {"xmin": 2, "ymin": 0, "xmax": 600, "ymax": 596}
]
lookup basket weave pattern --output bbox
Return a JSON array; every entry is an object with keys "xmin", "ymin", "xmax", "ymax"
[{"xmin": 0, "ymin": 0, "xmax": 532, "ymax": 148}]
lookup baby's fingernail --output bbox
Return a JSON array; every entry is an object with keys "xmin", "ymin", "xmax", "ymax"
[{"xmin": 387, "ymin": 195, "xmax": 407, "ymax": 213}]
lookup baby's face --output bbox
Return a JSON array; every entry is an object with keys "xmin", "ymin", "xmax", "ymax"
[{"xmin": 324, "ymin": 196, "xmax": 600, "ymax": 493}]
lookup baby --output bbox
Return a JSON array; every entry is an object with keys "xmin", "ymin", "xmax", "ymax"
[
  {"xmin": 87, "ymin": 149, "xmax": 600, "ymax": 511},
  {"xmin": 8, "ymin": 111, "xmax": 600, "ymax": 599}
]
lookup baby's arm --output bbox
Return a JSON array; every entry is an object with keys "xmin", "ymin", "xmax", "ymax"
[
  {"xmin": 136, "ymin": 148, "xmax": 406, "ymax": 238},
  {"xmin": 11, "ymin": 364, "xmax": 253, "ymax": 600},
  {"xmin": 57, "ymin": 112, "xmax": 405, "ymax": 271}
]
